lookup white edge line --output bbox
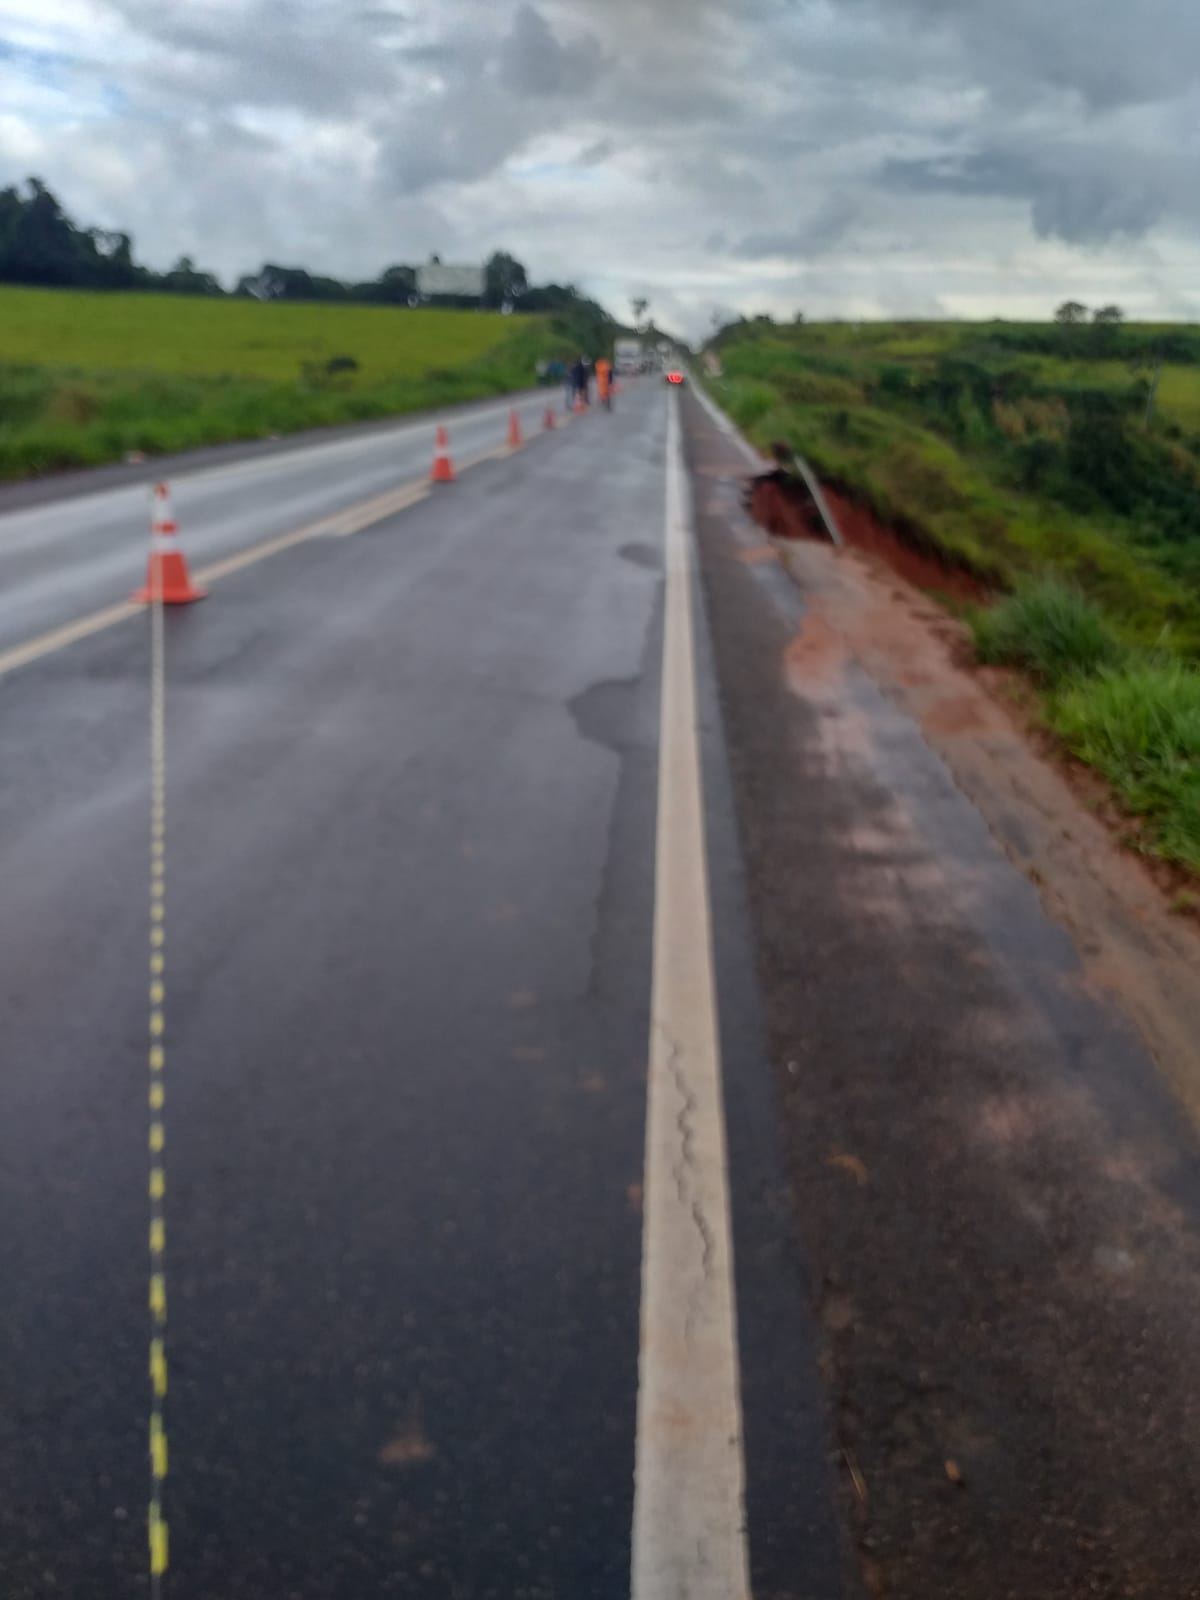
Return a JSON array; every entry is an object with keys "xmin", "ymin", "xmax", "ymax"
[
  {"xmin": 691, "ymin": 379, "xmax": 768, "ymax": 470},
  {"xmin": 631, "ymin": 390, "xmax": 751, "ymax": 1600}
]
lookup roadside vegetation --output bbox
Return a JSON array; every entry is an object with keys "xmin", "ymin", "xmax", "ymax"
[
  {"xmin": 972, "ymin": 582, "xmax": 1200, "ymax": 867},
  {"xmin": 0, "ymin": 177, "xmax": 622, "ymax": 478},
  {"xmin": 0, "ymin": 289, "xmax": 607, "ymax": 478},
  {"xmin": 705, "ymin": 313, "xmax": 1200, "ymax": 870}
]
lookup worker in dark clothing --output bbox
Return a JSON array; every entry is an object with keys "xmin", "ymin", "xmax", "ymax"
[{"xmin": 570, "ymin": 356, "xmax": 590, "ymax": 408}]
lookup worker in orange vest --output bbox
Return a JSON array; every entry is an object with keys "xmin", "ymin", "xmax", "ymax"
[{"xmin": 595, "ymin": 355, "xmax": 613, "ymax": 410}]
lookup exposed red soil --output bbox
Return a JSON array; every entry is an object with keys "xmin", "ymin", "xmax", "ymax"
[
  {"xmin": 748, "ymin": 473, "xmax": 989, "ymax": 604},
  {"xmin": 748, "ymin": 467, "xmax": 1200, "ymax": 912}
]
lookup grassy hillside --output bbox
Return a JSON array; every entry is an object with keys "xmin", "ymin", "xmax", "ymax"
[
  {"xmin": 708, "ymin": 318, "xmax": 1200, "ymax": 650},
  {"xmin": 0, "ymin": 285, "xmax": 605, "ymax": 478},
  {"xmin": 706, "ymin": 318, "xmax": 1200, "ymax": 869}
]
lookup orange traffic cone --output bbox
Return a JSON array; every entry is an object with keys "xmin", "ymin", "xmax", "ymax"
[
  {"xmin": 543, "ymin": 407, "xmax": 556, "ymax": 431},
  {"xmin": 430, "ymin": 425, "xmax": 455, "ymax": 483},
  {"xmin": 573, "ymin": 395, "xmax": 587, "ymax": 415},
  {"xmin": 133, "ymin": 482, "xmax": 206, "ymax": 605},
  {"xmin": 508, "ymin": 409, "xmax": 523, "ymax": 448}
]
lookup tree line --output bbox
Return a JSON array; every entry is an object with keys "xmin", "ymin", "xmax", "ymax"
[{"xmin": 0, "ymin": 177, "xmax": 602, "ymax": 318}]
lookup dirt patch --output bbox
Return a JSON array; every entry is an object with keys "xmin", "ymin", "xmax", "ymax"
[
  {"xmin": 748, "ymin": 471, "xmax": 989, "ymax": 605},
  {"xmin": 731, "ymin": 543, "xmax": 781, "ymax": 566},
  {"xmin": 778, "ymin": 536, "xmax": 1200, "ymax": 1128},
  {"xmin": 752, "ymin": 466, "xmax": 1200, "ymax": 913},
  {"xmin": 783, "ymin": 613, "xmax": 848, "ymax": 694}
]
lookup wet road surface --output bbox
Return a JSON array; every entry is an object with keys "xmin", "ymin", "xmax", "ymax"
[
  {"xmin": 686, "ymin": 388, "xmax": 1200, "ymax": 1599},
  {"xmin": 0, "ymin": 384, "xmax": 843, "ymax": 1598},
  {"xmin": 0, "ymin": 386, "xmax": 554, "ymax": 652},
  {"xmin": 9, "ymin": 371, "xmax": 1197, "ymax": 1600}
]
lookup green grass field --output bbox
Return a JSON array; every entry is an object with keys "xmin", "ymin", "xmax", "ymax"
[
  {"xmin": 1, "ymin": 284, "xmax": 516, "ymax": 381},
  {"xmin": 707, "ymin": 316, "xmax": 1200, "ymax": 869},
  {"xmin": 0, "ymin": 284, "xmax": 590, "ymax": 479}
]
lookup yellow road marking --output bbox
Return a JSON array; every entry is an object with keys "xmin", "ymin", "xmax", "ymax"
[
  {"xmin": 147, "ymin": 555, "xmax": 169, "ymax": 1596},
  {"xmin": 0, "ymin": 409, "xmax": 565, "ymax": 682},
  {"xmin": 150, "ymin": 1339, "xmax": 168, "ymax": 1398},
  {"xmin": 149, "ymin": 1503, "xmax": 168, "ymax": 1577},
  {"xmin": 327, "ymin": 479, "xmax": 431, "ymax": 537},
  {"xmin": 150, "ymin": 1414, "xmax": 168, "ymax": 1479},
  {"xmin": 0, "ymin": 599, "xmax": 143, "ymax": 679}
]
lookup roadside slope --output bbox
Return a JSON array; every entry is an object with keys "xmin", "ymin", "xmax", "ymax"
[{"xmin": 683, "ymin": 384, "xmax": 1200, "ymax": 1600}]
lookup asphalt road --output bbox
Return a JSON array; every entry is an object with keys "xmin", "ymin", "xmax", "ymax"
[
  {"xmin": 0, "ymin": 385, "xmax": 556, "ymax": 652},
  {"xmin": 0, "ymin": 383, "xmax": 844, "ymax": 1598},
  {"xmin": 11, "ymin": 372, "xmax": 1194, "ymax": 1600}
]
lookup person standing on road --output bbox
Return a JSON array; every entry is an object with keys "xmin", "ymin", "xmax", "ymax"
[
  {"xmin": 570, "ymin": 356, "xmax": 590, "ymax": 408},
  {"xmin": 595, "ymin": 354, "xmax": 613, "ymax": 410}
]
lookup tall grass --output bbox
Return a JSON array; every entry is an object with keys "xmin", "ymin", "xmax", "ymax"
[
  {"xmin": 1052, "ymin": 661, "xmax": 1200, "ymax": 868},
  {"xmin": 971, "ymin": 580, "xmax": 1126, "ymax": 686}
]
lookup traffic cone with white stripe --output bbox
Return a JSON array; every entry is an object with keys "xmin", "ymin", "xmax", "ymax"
[
  {"xmin": 543, "ymin": 407, "xmax": 556, "ymax": 431},
  {"xmin": 508, "ymin": 409, "xmax": 523, "ymax": 448},
  {"xmin": 430, "ymin": 425, "xmax": 455, "ymax": 483},
  {"xmin": 133, "ymin": 482, "xmax": 206, "ymax": 605}
]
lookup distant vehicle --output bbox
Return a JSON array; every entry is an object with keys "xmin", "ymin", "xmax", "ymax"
[
  {"xmin": 665, "ymin": 370, "xmax": 686, "ymax": 386},
  {"xmin": 614, "ymin": 337, "xmax": 643, "ymax": 375}
]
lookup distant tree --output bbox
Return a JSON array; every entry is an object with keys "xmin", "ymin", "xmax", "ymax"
[
  {"xmin": 631, "ymin": 296, "xmax": 649, "ymax": 329},
  {"xmin": 1093, "ymin": 304, "xmax": 1125, "ymax": 324},
  {"xmin": 369, "ymin": 264, "xmax": 417, "ymax": 303},
  {"xmin": 236, "ymin": 265, "xmax": 286, "ymax": 301},
  {"xmin": 483, "ymin": 250, "xmax": 528, "ymax": 309},
  {"xmin": 1055, "ymin": 300, "xmax": 1089, "ymax": 324},
  {"xmin": 234, "ymin": 263, "xmax": 349, "ymax": 302},
  {"xmin": 0, "ymin": 179, "xmax": 619, "ymax": 328},
  {"xmin": 87, "ymin": 228, "xmax": 139, "ymax": 288},
  {"xmin": 522, "ymin": 281, "xmax": 583, "ymax": 312},
  {"xmin": 0, "ymin": 177, "xmax": 86, "ymax": 286},
  {"xmin": 159, "ymin": 255, "xmax": 223, "ymax": 296}
]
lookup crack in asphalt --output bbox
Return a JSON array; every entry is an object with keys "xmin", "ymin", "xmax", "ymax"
[{"xmin": 657, "ymin": 1020, "xmax": 717, "ymax": 1349}]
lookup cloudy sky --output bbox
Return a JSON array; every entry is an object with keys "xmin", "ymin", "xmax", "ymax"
[{"xmin": 3, "ymin": 0, "xmax": 1200, "ymax": 336}]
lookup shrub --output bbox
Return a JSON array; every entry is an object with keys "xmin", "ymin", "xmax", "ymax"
[{"xmin": 971, "ymin": 579, "xmax": 1126, "ymax": 686}]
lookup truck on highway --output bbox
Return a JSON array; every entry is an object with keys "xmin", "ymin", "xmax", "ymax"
[{"xmin": 614, "ymin": 337, "xmax": 643, "ymax": 376}]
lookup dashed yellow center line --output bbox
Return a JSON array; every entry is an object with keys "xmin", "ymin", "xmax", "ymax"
[{"xmin": 147, "ymin": 556, "xmax": 169, "ymax": 1594}]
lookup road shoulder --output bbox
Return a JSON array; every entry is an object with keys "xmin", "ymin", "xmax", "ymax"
[{"xmin": 682, "ymin": 385, "xmax": 1200, "ymax": 1600}]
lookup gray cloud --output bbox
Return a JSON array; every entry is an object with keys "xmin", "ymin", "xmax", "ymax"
[
  {"xmin": 883, "ymin": 144, "xmax": 1177, "ymax": 246},
  {"xmin": 732, "ymin": 197, "xmax": 862, "ymax": 260},
  {"xmin": 103, "ymin": 0, "xmax": 406, "ymax": 112},
  {"xmin": 5, "ymin": 0, "xmax": 1199, "ymax": 335},
  {"xmin": 499, "ymin": 4, "xmax": 606, "ymax": 97},
  {"xmin": 834, "ymin": 0, "xmax": 1200, "ymax": 110}
]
